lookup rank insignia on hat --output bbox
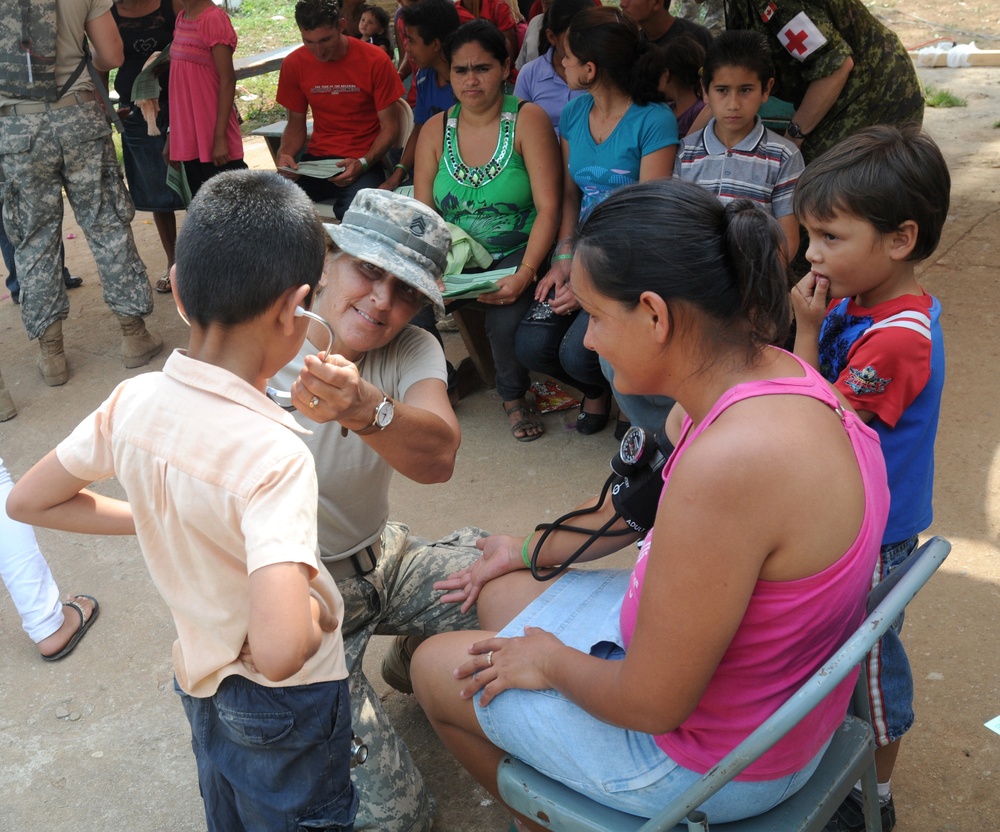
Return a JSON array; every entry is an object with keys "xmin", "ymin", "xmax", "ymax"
[
  {"xmin": 761, "ymin": 2, "xmax": 777, "ymax": 22},
  {"xmin": 777, "ymin": 11, "xmax": 828, "ymax": 61},
  {"xmin": 409, "ymin": 216, "xmax": 427, "ymax": 237}
]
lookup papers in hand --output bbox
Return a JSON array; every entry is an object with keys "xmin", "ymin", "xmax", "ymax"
[
  {"xmin": 441, "ymin": 267, "xmax": 517, "ymax": 300},
  {"xmin": 129, "ymin": 44, "xmax": 171, "ymax": 105},
  {"xmin": 279, "ymin": 159, "xmax": 346, "ymax": 178}
]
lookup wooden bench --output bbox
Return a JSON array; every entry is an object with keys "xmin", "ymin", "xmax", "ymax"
[{"xmin": 233, "ymin": 45, "xmax": 298, "ymax": 80}]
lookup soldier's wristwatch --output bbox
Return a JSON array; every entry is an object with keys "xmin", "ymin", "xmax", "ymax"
[
  {"xmin": 354, "ymin": 395, "xmax": 394, "ymax": 435},
  {"xmin": 786, "ymin": 122, "xmax": 809, "ymax": 140}
]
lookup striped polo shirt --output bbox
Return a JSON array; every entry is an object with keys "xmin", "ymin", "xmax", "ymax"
[{"xmin": 674, "ymin": 115, "xmax": 804, "ymax": 218}]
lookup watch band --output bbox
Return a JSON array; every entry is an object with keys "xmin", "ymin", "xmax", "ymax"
[
  {"xmin": 354, "ymin": 394, "xmax": 393, "ymax": 435},
  {"xmin": 786, "ymin": 121, "xmax": 809, "ymax": 140}
]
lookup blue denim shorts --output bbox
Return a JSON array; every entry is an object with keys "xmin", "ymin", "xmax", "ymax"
[
  {"xmin": 865, "ymin": 536, "xmax": 918, "ymax": 746},
  {"xmin": 176, "ymin": 675, "xmax": 358, "ymax": 832},
  {"xmin": 474, "ymin": 570, "xmax": 826, "ymax": 823}
]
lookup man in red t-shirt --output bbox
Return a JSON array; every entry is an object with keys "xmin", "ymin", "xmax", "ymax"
[{"xmin": 276, "ymin": 0, "xmax": 405, "ymax": 218}]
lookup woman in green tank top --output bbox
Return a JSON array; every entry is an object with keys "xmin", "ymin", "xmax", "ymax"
[{"xmin": 415, "ymin": 20, "xmax": 561, "ymax": 442}]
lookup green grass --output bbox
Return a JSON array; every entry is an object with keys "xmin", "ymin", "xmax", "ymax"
[
  {"xmin": 993, "ymin": 120, "xmax": 1000, "ymax": 129},
  {"xmin": 227, "ymin": 0, "xmax": 301, "ymax": 133},
  {"xmin": 924, "ymin": 86, "xmax": 967, "ymax": 108}
]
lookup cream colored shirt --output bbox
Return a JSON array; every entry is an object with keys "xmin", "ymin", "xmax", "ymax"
[
  {"xmin": 57, "ymin": 350, "xmax": 348, "ymax": 697},
  {"xmin": 0, "ymin": 0, "xmax": 112, "ymax": 107}
]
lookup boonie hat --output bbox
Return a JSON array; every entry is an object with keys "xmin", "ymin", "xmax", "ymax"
[{"xmin": 325, "ymin": 190, "xmax": 451, "ymax": 312}]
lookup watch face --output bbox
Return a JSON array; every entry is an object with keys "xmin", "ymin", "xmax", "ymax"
[
  {"xmin": 375, "ymin": 398, "xmax": 394, "ymax": 429},
  {"xmin": 619, "ymin": 426, "xmax": 647, "ymax": 466}
]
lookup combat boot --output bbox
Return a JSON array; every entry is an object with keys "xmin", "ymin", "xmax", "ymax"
[
  {"xmin": 0, "ymin": 371, "xmax": 16, "ymax": 421},
  {"xmin": 38, "ymin": 321, "xmax": 69, "ymax": 386},
  {"xmin": 118, "ymin": 315, "xmax": 163, "ymax": 369}
]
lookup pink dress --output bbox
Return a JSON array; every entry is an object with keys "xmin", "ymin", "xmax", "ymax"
[{"xmin": 169, "ymin": 5, "xmax": 243, "ymax": 163}]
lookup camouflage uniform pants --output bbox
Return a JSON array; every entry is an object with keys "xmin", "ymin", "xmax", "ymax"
[
  {"xmin": 335, "ymin": 521, "xmax": 486, "ymax": 832},
  {"xmin": 0, "ymin": 100, "xmax": 151, "ymax": 340}
]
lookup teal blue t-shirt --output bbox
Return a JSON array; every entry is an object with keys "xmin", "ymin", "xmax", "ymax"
[{"xmin": 561, "ymin": 95, "xmax": 679, "ymax": 219}]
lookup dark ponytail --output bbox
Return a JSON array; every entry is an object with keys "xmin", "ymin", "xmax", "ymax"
[
  {"xmin": 574, "ymin": 180, "xmax": 789, "ymax": 359},
  {"xmin": 721, "ymin": 199, "xmax": 790, "ymax": 351},
  {"xmin": 567, "ymin": 7, "xmax": 666, "ymax": 105}
]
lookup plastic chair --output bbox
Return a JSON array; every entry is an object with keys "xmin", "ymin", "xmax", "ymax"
[{"xmin": 497, "ymin": 536, "xmax": 952, "ymax": 832}]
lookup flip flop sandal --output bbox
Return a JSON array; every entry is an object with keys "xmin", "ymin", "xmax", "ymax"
[
  {"xmin": 155, "ymin": 274, "xmax": 172, "ymax": 294},
  {"xmin": 503, "ymin": 402, "xmax": 544, "ymax": 442},
  {"xmin": 41, "ymin": 595, "xmax": 100, "ymax": 662}
]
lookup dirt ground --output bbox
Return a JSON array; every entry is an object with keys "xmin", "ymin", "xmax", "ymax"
[{"xmin": 2, "ymin": 5, "xmax": 1000, "ymax": 831}]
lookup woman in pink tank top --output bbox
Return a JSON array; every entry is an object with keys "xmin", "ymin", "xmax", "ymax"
[{"xmin": 411, "ymin": 179, "xmax": 890, "ymax": 827}]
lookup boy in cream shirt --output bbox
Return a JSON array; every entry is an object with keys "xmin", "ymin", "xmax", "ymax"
[{"xmin": 8, "ymin": 171, "xmax": 358, "ymax": 831}]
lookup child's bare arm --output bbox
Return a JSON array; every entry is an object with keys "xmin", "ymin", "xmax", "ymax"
[
  {"xmin": 210, "ymin": 44, "xmax": 237, "ymax": 166},
  {"xmin": 247, "ymin": 562, "xmax": 331, "ymax": 681},
  {"xmin": 6, "ymin": 450, "xmax": 135, "ymax": 535},
  {"xmin": 790, "ymin": 272, "xmax": 829, "ymax": 369}
]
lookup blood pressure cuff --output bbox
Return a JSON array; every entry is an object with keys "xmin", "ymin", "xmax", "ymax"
[{"xmin": 610, "ymin": 433, "xmax": 675, "ymax": 536}]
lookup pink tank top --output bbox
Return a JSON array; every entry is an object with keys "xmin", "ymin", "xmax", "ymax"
[{"xmin": 618, "ymin": 350, "xmax": 889, "ymax": 780}]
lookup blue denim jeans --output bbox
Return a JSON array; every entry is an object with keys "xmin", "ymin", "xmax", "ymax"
[
  {"xmin": 294, "ymin": 160, "xmax": 386, "ymax": 220},
  {"xmin": 449, "ymin": 248, "xmax": 535, "ymax": 402},
  {"xmin": 599, "ymin": 356, "xmax": 675, "ymax": 435},
  {"xmin": 176, "ymin": 675, "xmax": 358, "ymax": 832},
  {"xmin": 515, "ymin": 307, "xmax": 608, "ymax": 401},
  {"xmin": 865, "ymin": 536, "xmax": 918, "ymax": 746}
]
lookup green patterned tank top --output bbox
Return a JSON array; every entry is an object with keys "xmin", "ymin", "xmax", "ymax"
[{"xmin": 432, "ymin": 94, "xmax": 537, "ymax": 261}]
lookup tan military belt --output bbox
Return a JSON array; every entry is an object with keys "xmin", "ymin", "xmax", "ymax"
[
  {"xmin": 0, "ymin": 90, "xmax": 96, "ymax": 117},
  {"xmin": 323, "ymin": 538, "xmax": 382, "ymax": 581}
]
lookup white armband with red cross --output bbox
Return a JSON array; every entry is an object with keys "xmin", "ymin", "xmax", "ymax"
[{"xmin": 777, "ymin": 11, "xmax": 828, "ymax": 61}]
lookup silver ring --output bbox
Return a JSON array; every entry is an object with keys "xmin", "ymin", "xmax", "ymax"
[
  {"xmin": 486, "ymin": 650, "xmax": 494, "ymax": 667},
  {"xmin": 309, "ymin": 396, "xmax": 320, "ymax": 409},
  {"xmin": 499, "ymin": 299, "xmax": 504, "ymax": 305}
]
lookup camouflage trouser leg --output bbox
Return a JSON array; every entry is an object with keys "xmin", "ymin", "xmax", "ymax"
[
  {"xmin": 336, "ymin": 522, "xmax": 487, "ymax": 832},
  {"xmin": 0, "ymin": 102, "xmax": 150, "ymax": 340}
]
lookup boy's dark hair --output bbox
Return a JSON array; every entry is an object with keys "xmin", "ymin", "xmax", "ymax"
[
  {"xmin": 361, "ymin": 4, "xmax": 390, "ymax": 31},
  {"xmin": 401, "ymin": 0, "xmax": 461, "ymax": 46},
  {"xmin": 702, "ymin": 29, "xmax": 774, "ymax": 90},
  {"xmin": 444, "ymin": 19, "xmax": 508, "ymax": 65},
  {"xmin": 295, "ymin": 0, "xmax": 341, "ymax": 31},
  {"xmin": 567, "ymin": 7, "xmax": 665, "ymax": 106},
  {"xmin": 174, "ymin": 171, "xmax": 326, "ymax": 327},
  {"xmin": 538, "ymin": 0, "xmax": 591, "ymax": 57},
  {"xmin": 661, "ymin": 34, "xmax": 706, "ymax": 95},
  {"xmin": 794, "ymin": 125, "xmax": 951, "ymax": 262}
]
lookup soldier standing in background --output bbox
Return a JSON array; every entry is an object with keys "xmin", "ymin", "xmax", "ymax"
[
  {"xmin": 722, "ymin": 0, "xmax": 923, "ymax": 163},
  {"xmin": 0, "ymin": 0, "xmax": 161, "ymax": 387}
]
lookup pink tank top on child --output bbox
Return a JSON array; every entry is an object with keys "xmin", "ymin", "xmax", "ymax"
[{"xmin": 619, "ymin": 350, "xmax": 889, "ymax": 780}]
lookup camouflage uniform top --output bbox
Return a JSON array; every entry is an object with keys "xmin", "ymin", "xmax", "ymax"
[
  {"xmin": 0, "ymin": 0, "xmax": 111, "ymax": 106},
  {"xmin": 723, "ymin": 0, "xmax": 923, "ymax": 161}
]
